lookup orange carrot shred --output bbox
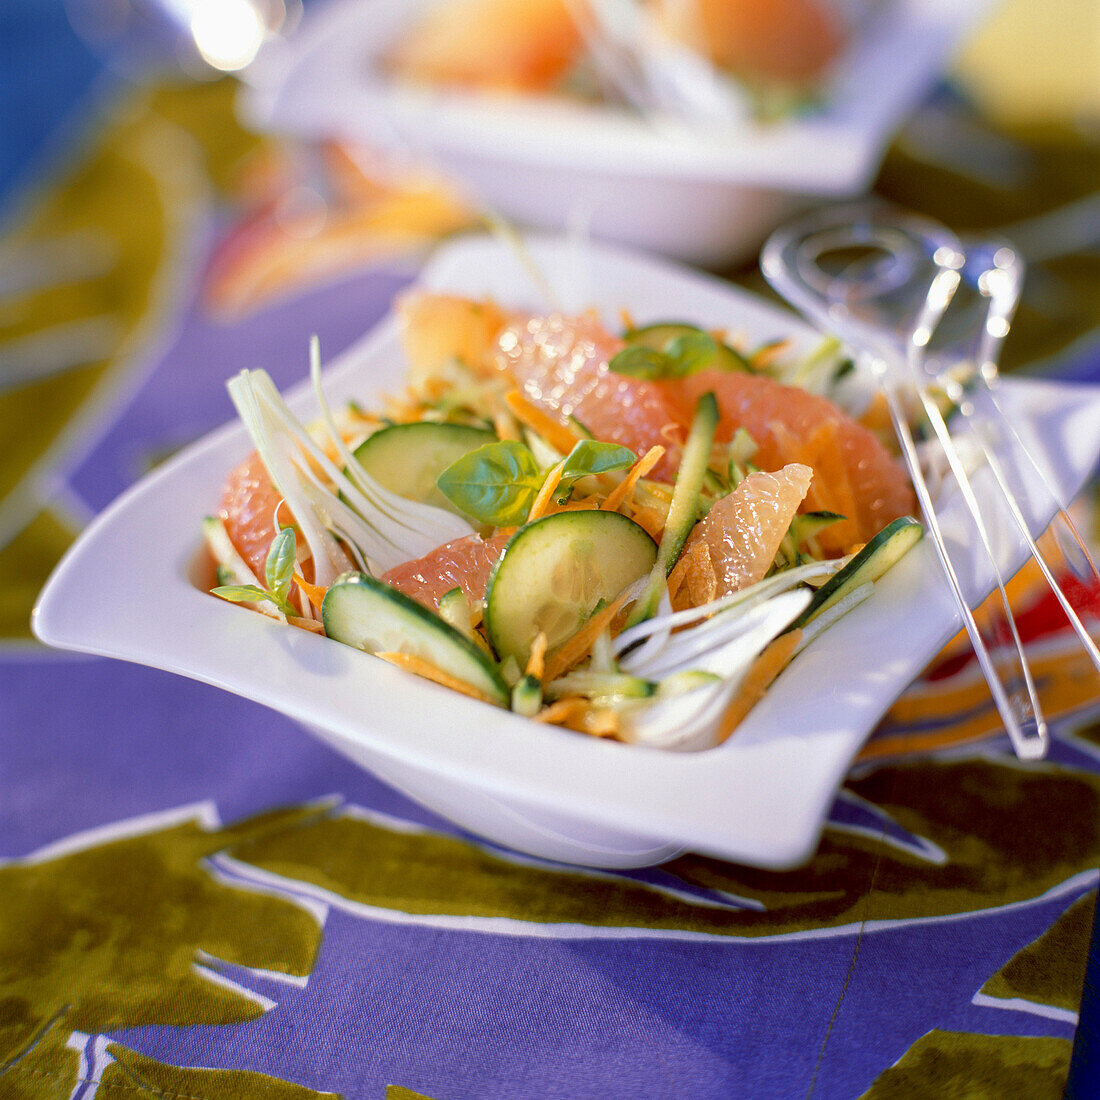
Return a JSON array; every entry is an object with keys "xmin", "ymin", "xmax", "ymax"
[
  {"xmin": 543, "ymin": 589, "xmax": 633, "ymax": 682},
  {"xmin": 288, "ymin": 615, "xmax": 326, "ymax": 634},
  {"xmin": 527, "ymin": 462, "xmax": 564, "ymax": 522},
  {"xmin": 602, "ymin": 445, "xmax": 664, "ymax": 513},
  {"xmin": 715, "ymin": 630, "xmax": 802, "ymax": 743},
  {"xmin": 504, "ymin": 389, "xmax": 582, "ymax": 455},
  {"xmin": 293, "ymin": 572, "xmax": 328, "ymax": 614},
  {"xmin": 374, "ymin": 651, "xmax": 498, "ymax": 704},
  {"xmin": 526, "ymin": 631, "xmax": 548, "ymax": 679},
  {"xmin": 532, "ymin": 698, "xmax": 589, "ymax": 724}
]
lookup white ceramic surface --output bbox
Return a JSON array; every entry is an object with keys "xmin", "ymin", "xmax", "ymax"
[
  {"xmin": 34, "ymin": 234, "xmax": 1100, "ymax": 869},
  {"xmin": 239, "ymin": 0, "xmax": 997, "ymax": 267}
]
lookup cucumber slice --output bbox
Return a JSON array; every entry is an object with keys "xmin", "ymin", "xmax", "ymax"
[
  {"xmin": 352, "ymin": 422, "xmax": 495, "ymax": 514},
  {"xmin": 322, "ymin": 571, "xmax": 508, "ymax": 706},
  {"xmin": 484, "ymin": 510, "xmax": 658, "ymax": 666},
  {"xmin": 624, "ymin": 322, "xmax": 750, "ymax": 373},
  {"xmin": 628, "ymin": 390, "xmax": 720, "ymax": 626},
  {"xmin": 792, "ymin": 516, "xmax": 923, "ymax": 628},
  {"xmin": 511, "ymin": 674, "xmax": 544, "ymax": 717},
  {"xmin": 789, "ymin": 511, "xmax": 845, "ymax": 547}
]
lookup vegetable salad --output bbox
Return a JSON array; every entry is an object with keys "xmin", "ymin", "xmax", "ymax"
[{"xmin": 205, "ymin": 291, "xmax": 920, "ymax": 750}]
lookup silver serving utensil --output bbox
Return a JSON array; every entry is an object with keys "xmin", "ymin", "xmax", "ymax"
[{"xmin": 762, "ymin": 204, "xmax": 1099, "ymax": 760}]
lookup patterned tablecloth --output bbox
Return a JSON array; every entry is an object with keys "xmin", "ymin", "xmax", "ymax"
[{"xmin": 2, "ymin": 3, "xmax": 1099, "ymax": 1097}]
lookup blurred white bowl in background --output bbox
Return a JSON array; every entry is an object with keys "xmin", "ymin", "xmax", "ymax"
[{"xmin": 240, "ymin": 0, "xmax": 997, "ymax": 267}]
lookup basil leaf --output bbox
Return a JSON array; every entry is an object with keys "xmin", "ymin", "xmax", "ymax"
[
  {"xmin": 560, "ymin": 439, "xmax": 637, "ymax": 482},
  {"xmin": 666, "ymin": 330, "xmax": 717, "ymax": 375},
  {"xmin": 436, "ymin": 440, "xmax": 543, "ymax": 526},
  {"xmin": 608, "ymin": 346, "xmax": 669, "ymax": 380},
  {"xmin": 264, "ymin": 526, "xmax": 297, "ymax": 604},
  {"xmin": 212, "ymin": 584, "xmax": 276, "ymax": 605}
]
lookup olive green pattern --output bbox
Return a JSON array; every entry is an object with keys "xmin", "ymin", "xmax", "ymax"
[
  {"xmin": 979, "ymin": 889, "xmax": 1097, "ymax": 1015},
  {"xmin": 0, "ymin": 507, "xmax": 77, "ymax": 640},
  {"xmin": 98, "ymin": 1042, "xmax": 339, "ymax": 1099},
  {"xmin": 0, "ymin": 78, "xmax": 260, "ymax": 642},
  {"xmin": 232, "ymin": 756, "xmax": 1100, "ymax": 937},
  {"xmin": 0, "ymin": 804, "xmax": 330, "ymax": 1097},
  {"xmin": 2, "ymin": 751, "xmax": 1097, "ymax": 1095},
  {"xmin": 859, "ymin": 1031, "xmax": 1072, "ymax": 1100}
]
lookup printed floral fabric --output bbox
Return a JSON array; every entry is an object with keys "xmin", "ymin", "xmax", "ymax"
[{"xmin": 2, "ymin": 72, "xmax": 1098, "ymax": 1100}]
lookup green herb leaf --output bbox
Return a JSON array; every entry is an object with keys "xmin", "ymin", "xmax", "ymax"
[
  {"xmin": 436, "ymin": 440, "xmax": 543, "ymax": 526},
  {"xmin": 264, "ymin": 527, "xmax": 297, "ymax": 605},
  {"xmin": 665, "ymin": 330, "xmax": 717, "ymax": 375},
  {"xmin": 560, "ymin": 439, "xmax": 637, "ymax": 482},
  {"xmin": 212, "ymin": 584, "xmax": 277, "ymax": 605},
  {"xmin": 608, "ymin": 346, "xmax": 669, "ymax": 380}
]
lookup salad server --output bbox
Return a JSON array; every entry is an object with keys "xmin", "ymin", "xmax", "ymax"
[{"xmin": 762, "ymin": 204, "xmax": 1100, "ymax": 761}]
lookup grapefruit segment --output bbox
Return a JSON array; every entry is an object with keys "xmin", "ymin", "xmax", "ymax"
[
  {"xmin": 494, "ymin": 311, "xmax": 683, "ymax": 477},
  {"xmin": 675, "ymin": 462, "xmax": 813, "ymax": 608},
  {"xmin": 380, "ymin": 531, "xmax": 512, "ymax": 611},
  {"xmin": 666, "ymin": 369, "xmax": 915, "ymax": 551},
  {"xmin": 491, "ymin": 312, "xmax": 912, "ymax": 550},
  {"xmin": 218, "ymin": 450, "xmax": 286, "ymax": 581}
]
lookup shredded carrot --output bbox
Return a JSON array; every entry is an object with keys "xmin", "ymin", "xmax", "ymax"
[
  {"xmin": 563, "ymin": 706, "xmax": 620, "ymax": 738},
  {"xmin": 750, "ymin": 338, "xmax": 792, "ymax": 369},
  {"xmin": 602, "ymin": 445, "xmax": 665, "ymax": 513},
  {"xmin": 619, "ymin": 307, "xmax": 636, "ymax": 331},
  {"xmin": 526, "ymin": 631, "xmax": 548, "ymax": 679},
  {"xmin": 527, "ymin": 462, "xmax": 564, "ymax": 521},
  {"xmin": 715, "ymin": 630, "xmax": 802, "ymax": 743},
  {"xmin": 293, "ymin": 572, "xmax": 328, "ymax": 614},
  {"xmin": 629, "ymin": 504, "xmax": 667, "ymax": 542},
  {"xmin": 288, "ymin": 615, "xmax": 326, "ymax": 635},
  {"xmin": 543, "ymin": 589, "xmax": 634, "ymax": 682},
  {"xmin": 532, "ymin": 697, "xmax": 589, "ymax": 724},
  {"xmin": 374, "ymin": 651, "xmax": 498, "ymax": 704},
  {"xmin": 504, "ymin": 389, "xmax": 582, "ymax": 455}
]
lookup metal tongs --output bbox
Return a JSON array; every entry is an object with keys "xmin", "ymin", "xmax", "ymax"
[{"xmin": 761, "ymin": 204, "xmax": 1100, "ymax": 760}]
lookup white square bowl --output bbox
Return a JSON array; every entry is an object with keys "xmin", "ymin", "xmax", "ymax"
[
  {"xmin": 239, "ymin": 0, "xmax": 998, "ymax": 267},
  {"xmin": 33, "ymin": 234, "xmax": 1100, "ymax": 868}
]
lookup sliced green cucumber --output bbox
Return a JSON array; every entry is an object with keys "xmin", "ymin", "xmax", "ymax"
[
  {"xmin": 792, "ymin": 516, "xmax": 923, "ymax": 628},
  {"xmin": 627, "ymin": 390, "xmax": 720, "ymax": 626},
  {"xmin": 624, "ymin": 322, "xmax": 751, "ymax": 373},
  {"xmin": 352, "ymin": 422, "xmax": 495, "ymax": 514},
  {"xmin": 511, "ymin": 674, "xmax": 544, "ymax": 717},
  {"xmin": 484, "ymin": 510, "xmax": 658, "ymax": 666},
  {"xmin": 789, "ymin": 511, "xmax": 845, "ymax": 547},
  {"xmin": 547, "ymin": 669, "xmax": 656, "ymax": 701},
  {"xmin": 322, "ymin": 571, "xmax": 508, "ymax": 706}
]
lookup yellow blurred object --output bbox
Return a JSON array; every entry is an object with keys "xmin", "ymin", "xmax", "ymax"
[{"xmin": 951, "ymin": 0, "xmax": 1100, "ymax": 124}]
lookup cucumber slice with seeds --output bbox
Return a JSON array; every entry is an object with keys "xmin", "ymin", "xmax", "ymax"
[
  {"xmin": 624, "ymin": 322, "xmax": 751, "ymax": 373},
  {"xmin": 322, "ymin": 571, "xmax": 508, "ymax": 706},
  {"xmin": 484, "ymin": 510, "xmax": 658, "ymax": 666},
  {"xmin": 352, "ymin": 422, "xmax": 495, "ymax": 515}
]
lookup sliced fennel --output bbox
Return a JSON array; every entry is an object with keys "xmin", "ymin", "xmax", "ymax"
[
  {"xmin": 614, "ymin": 557, "xmax": 844, "ymax": 673},
  {"xmin": 617, "ymin": 591, "xmax": 811, "ymax": 751},
  {"xmin": 226, "ymin": 358, "xmax": 475, "ymax": 579},
  {"xmin": 228, "ymin": 371, "xmax": 353, "ymax": 591}
]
